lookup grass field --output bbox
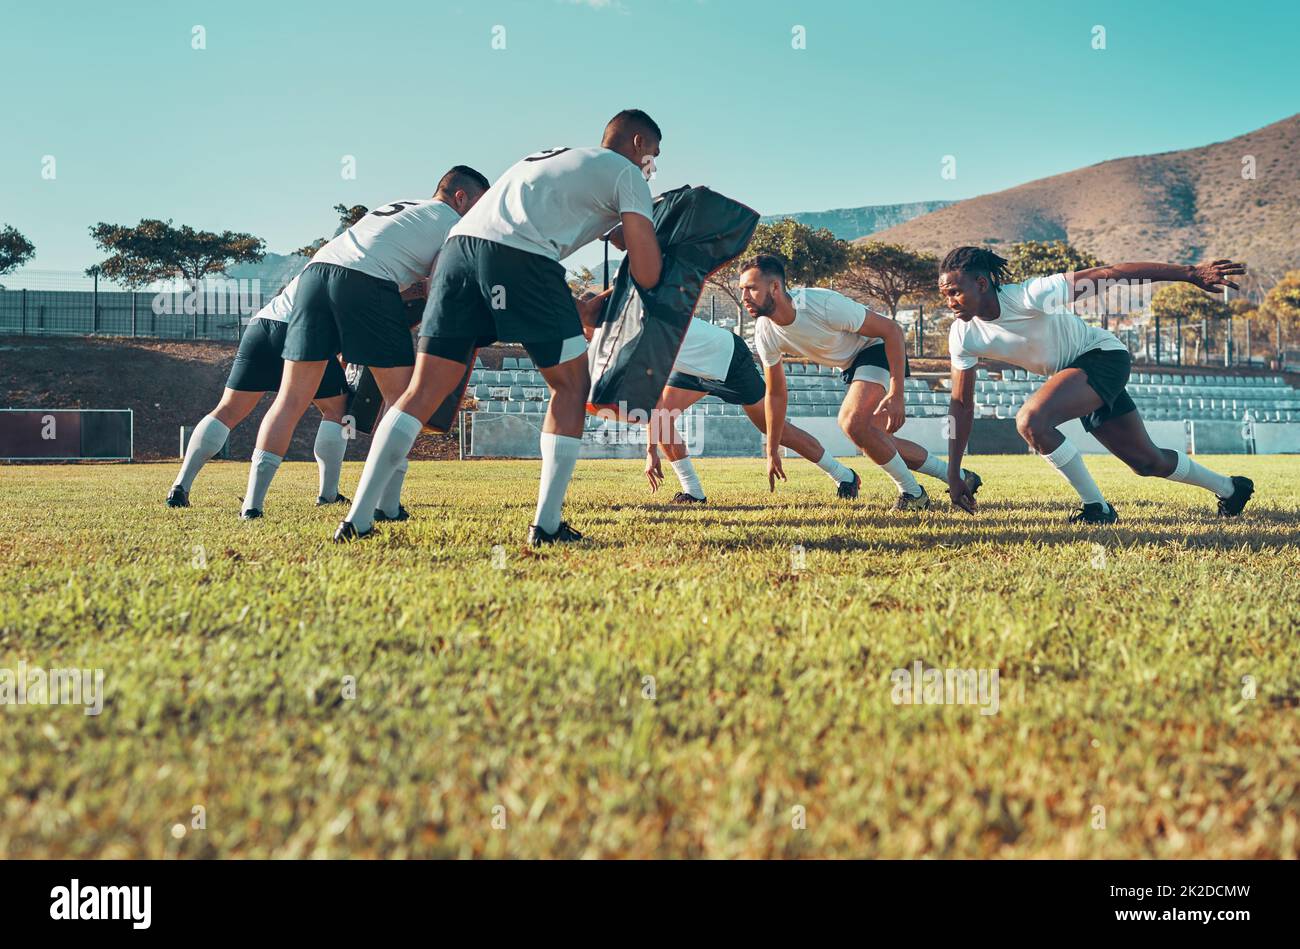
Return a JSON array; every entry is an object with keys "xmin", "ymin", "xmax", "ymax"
[{"xmin": 1, "ymin": 455, "xmax": 1298, "ymax": 859}]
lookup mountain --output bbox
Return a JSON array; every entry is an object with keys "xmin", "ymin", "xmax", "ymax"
[
  {"xmin": 871, "ymin": 114, "xmax": 1300, "ymax": 283},
  {"xmin": 760, "ymin": 200, "xmax": 953, "ymax": 241}
]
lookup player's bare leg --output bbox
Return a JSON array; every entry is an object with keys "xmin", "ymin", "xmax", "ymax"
[
  {"xmin": 339, "ymin": 354, "xmax": 461, "ymax": 538},
  {"xmin": 644, "ymin": 387, "xmax": 707, "ymax": 501},
  {"xmin": 240, "ymin": 360, "xmax": 328, "ymax": 518},
  {"xmin": 311, "ymin": 393, "xmax": 351, "ymax": 506},
  {"xmin": 361, "ymin": 366, "xmax": 418, "ymax": 521},
  {"xmin": 527, "ymin": 349, "xmax": 590, "ymax": 542},
  {"xmin": 168, "ymin": 388, "xmax": 264, "ymax": 507},
  {"xmin": 838, "ymin": 380, "xmax": 928, "ymax": 509},
  {"xmin": 863, "ymin": 407, "xmax": 982, "ymax": 499},
  {"xmin": 741, "ymin": 401, "xmax": 860, "ymax": 498},
  {"xmin": 1088, "ymin": 405, "xmax": 1253, "ymax": 516},
  {"xmin": 1015, "ymin": 368, "xmax": 1114, "ymax": 522}
]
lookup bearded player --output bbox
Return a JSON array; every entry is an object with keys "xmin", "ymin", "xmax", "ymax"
[{"xmin": 742, "ymin": 254, "xmax": 981, "ymax": 510}]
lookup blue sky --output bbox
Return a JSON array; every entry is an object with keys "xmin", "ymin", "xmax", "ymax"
[{"xmin": 3, "ymin": 0, "xmax": 1297, "ymax": 279}]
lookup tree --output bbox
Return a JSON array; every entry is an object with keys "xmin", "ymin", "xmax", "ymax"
[
  {"xmin": 567, "ymin": 266, "xmax": 599, "ymax": 297},
  {"xmin": 1150, "ymin": 283, "xmax": 1229, "ymax": 363},
  {"xmin": 835, "ymin": 241, "xmax": 939, "ymax": 317},
  {"xmin": 87, "ymin": 219, "xmax": 265, "ymax": 289},
  {"xmin": 0, "ymin": 224, "xmax": 36, "ymax": 276},
  {"xmin": 294, "ymin": 204, "xmax": 369, "ymax": 258},
  {"xmin": 704, "ymin": 218, "xmax": 850, "ymax": 327},
  {"xmin": 1229, "ymin": 298, "xmax": 1260, "ymax": 363},
  {"xmin": 1002, "ymin": 240, "xmax": 1102, "ymax": 282},
  {"xmin": 738, "ymin": 218, "xmax": 849, "ymax": 286},
  {"xmin": 1258, "ymin": 270, "xmax": 1300, "ymax": 360}
]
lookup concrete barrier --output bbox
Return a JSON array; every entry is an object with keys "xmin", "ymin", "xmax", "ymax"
[
  {"xmin": 468, "ymin": 411, "xmax": 1300, "ymax": 459},
  {"xmin": 0, "ymin": 408, "xmax": 133, "ymax": 461},
  {"xmin": 1252, "ymin": 423, "xmax": 1300, "ymax": 454}
]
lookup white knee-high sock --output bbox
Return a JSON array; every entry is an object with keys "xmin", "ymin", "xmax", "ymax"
[
  {"xmin": 813, "ymin": 449, "xmax": 854, "ymax": 484},
  {"xmin": 1167, "ymin": 449, "xmax": 1234, "ymax": 498},
  {"xmin": 243, "ymin": 448, "xmax": 282, "ymax": 513},
  {"xmin": 1042, "ymin": 439, "xmax": 1105, "ymax": 506},
  {"xmin": 670, "ymin": 457, "xmax": 704, "ymax": 498},
  {"xmin": 535, "ymin": 432, "xmax": 582, "ymax": 533},
  {"xmin": 879, "ymin": 451, "xmax": 921, "ymax": 495},
  {"xmin": 174, "ymin": 415, "xmax": 229, "ymax": 492},
  {"xmin": 379, "ymin": 457, "xmax": 409, "ymax": 518},
  {"xmin": 346, "ymin": 410, "xmax": 422, "ymax": 532},
  {"xmin": 916, "ymin": 449, "xmax": 967, "ymax": 483},
  {"xmin": 313, "ymin": 420, "xmax": 347, "ymax": 501}
]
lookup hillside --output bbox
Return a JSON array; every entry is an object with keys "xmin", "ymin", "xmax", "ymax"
[
  {"xmin": 761, "ymin": 200, "xmax": 953, "ymax": 241},
  {"xmin": 872, "ymin": 114, "xmax": 1300, "ymax": 285},
  {"xmin": 0, "ymin": 336, "xmax": 481, "ymax": 462}
]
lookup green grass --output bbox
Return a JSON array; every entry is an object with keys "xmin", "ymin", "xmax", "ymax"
[{"xmin": 1, "ymin": 455, "xmax": 1298, "ymax": 858}]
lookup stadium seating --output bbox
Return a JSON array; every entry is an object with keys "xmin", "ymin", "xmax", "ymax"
[{"xmin": 466, "ymin": 359, "xmax": 1300, "ymax": 425}]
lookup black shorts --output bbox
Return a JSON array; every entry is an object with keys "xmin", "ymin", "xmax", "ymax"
[
  {"xmin": 282, "ymin": 262, "xmax": 414, "ymax": 367},
  {"xmin": 840, "ymin": 342, "xmax": 910, "ymax": 387},
  {"xmin": 419, "ymin": 236, "xmax": 584, "ymax": 364},
  {"xmin": 666, "ymin": 333, "xmax": 765, "ymax": 406},
  {"xmin": 227, "ymin": 318, "xmax": 349, "ymax": 397},
  {"xmin": 1066, "ymin": 347, "xmax": 1137, "ymax": 432}
]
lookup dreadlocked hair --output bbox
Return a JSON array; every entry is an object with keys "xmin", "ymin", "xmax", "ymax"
[{"xmin": 941, "ymin": 246, "xmax": 1010, "ymax": 289}]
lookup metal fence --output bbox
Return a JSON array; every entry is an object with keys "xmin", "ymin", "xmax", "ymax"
[
  {"xmin": 0, "ymin": 280, "xmax": 1292, "ymax": 371},
  {"xmin": 0, "ymin": 287, "xmax": 279, "ymax": 341}
]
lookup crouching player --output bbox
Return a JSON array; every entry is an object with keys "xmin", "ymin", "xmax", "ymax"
[
  {"xmin": 166, "ymin": 273, "xmax": 351, "ymax": 509},
  {"xmin": 740, "ymin": 253, "xmax": 980, "ymax": 510},
  {"xmin": 938, "ymin": 247, "xmax": 1253, "ymax": 522},
  {"xmin": 583, "ymin": 307, "xmax": 862, "ymax": 502},
  {"xmin": 241, "ymin": 165, "xmax": 489, "ymax": 520}
]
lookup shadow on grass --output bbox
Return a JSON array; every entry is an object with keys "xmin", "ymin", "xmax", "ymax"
[{"xmin": 585, "ymin": 510, "xmax": 1300, "ymax": 554}]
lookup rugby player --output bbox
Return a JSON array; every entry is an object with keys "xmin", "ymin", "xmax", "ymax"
[
  {"xmin": 939, "ymin": 247, "xmax": 1253, "ymax": 522},
  {"xmin": 334, "ymin": 110, "xmax": 664, "ymax": 545},
  {"xmin": 581, "ymin": 310, "xmax": 862, "ymax": 502},
  {"xmin": 166, "ymin": 273, "xmax": 352, "ymax": 509},
  {"xmin": 240, "ymin": 165, "xmax": 489, "ymax": 520},
  {"xmin": 741, "ymin": 254, "xmax": 981, "ymax": 510}
]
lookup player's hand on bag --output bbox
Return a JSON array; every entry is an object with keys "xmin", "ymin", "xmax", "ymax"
[
  {"xmin": 948, "ymin": 475, "xmax": 977, "ymax": 515},
  {"xmin": 767, "ymin": 450, "xmax": 787, "ymax": 492},
  {"xmin": 400, "ymin": 277, "xmax": 430, "ymax": 302},
  {"xmin": 576, "ymin": 287, "xmax": 613, "ymax": 340},
  {"xmin": 1188, "ymin": 259, "xmax": 1245, "ymax": 292},
  {"xmin": 645, "ymin": 449, "xmax": 664, "ymax": 493},
  {"xmin": 875, "ymin": 390, "xmax": 906, "ymax": 433}
]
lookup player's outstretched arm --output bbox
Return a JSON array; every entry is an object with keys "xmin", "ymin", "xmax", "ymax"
[
  {"xmin": 860, "ymin": 311, "xmax": 907, "ymax": 432},
  {"xmin": 620, "ymin": 212, "xmax": 662, "ymax": 289},
  {"xmin": 1069, "ymin": 259, "xmax": 1245, "ymax": 303},
  {"xmin": 763, "ymin": 361, "xmax": 789, "ymax": 491},
  {"xmin": 946, "ymin": 365, "xmax": 978, "ymax": 514}
]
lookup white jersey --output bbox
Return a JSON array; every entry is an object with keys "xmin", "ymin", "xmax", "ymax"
[
  {"xmin": 672, "ymin": 318, "xmax": 737, "ymax": 381},
  {"xmin": 311, "ymin": 198, "xmax": 458, "ymax": 290},
  {"xmin": 949, "ymin": 273, "xmax": 1127, "ymax": 377},
  {"xmin": 753, "ymin": 287, "xmax": 879, "ymax": 369},
  {"xmin": 451, "ymin": 146, "xmax": 653, "ymax": 261},
  {"xmin": 249, "ymin": 274, "xmax": 300, "ymax": 324}
]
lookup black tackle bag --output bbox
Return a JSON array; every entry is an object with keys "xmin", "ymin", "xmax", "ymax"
[{"xmin": 587, "ymin": 185, "xmax": 759, "ymax": 417}]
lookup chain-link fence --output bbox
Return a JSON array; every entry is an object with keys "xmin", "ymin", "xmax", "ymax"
[{"xmin": 0, "ymin": 270, "xmax": 289, "ymax": 341}]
